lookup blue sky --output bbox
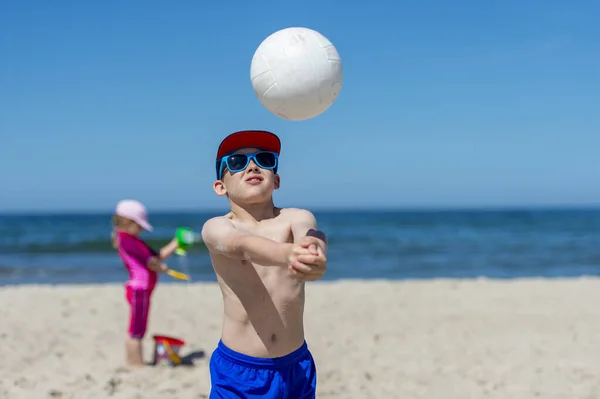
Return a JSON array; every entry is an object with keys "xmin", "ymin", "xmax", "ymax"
[{"xmin": 1, "ymin": 0, "xmax": 598, "ymax": 212}]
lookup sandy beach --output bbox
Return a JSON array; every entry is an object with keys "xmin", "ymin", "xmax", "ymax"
[{"xmin": 1, "ymin": 278, "xmax": 600, "ymax": 399}]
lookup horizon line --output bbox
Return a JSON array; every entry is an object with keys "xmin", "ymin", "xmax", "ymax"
[{"xmin": 1, "ymin": 203, "xmax": 600, "ymax": 215}]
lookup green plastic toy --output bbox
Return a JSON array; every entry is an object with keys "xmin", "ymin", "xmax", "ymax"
[{"xmin": 175, "ymin": 227, "xmax": 197, "ymax": 255}]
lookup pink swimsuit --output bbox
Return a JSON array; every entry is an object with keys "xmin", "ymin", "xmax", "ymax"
[{"xmin": 116, "ymin": 231, "xmax": 158, "ymax": 339}]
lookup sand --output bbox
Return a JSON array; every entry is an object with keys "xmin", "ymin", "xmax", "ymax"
[{"xmin": 1, "ymin": 278, "xmax": 600, "ymax": 399}]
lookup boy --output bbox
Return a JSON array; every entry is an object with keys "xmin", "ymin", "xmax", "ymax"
[{"xmin": 201, "ymin": 130, "xmax": 328, "ymax": 398}]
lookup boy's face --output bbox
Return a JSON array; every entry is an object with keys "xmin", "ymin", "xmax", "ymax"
[{"xmin": 213, "ymin": 147, "xmax": 280, "ymax": 204}]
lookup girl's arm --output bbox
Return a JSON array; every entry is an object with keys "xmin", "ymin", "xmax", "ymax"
[
  {"xmin": 119, "ymin": 234, "xmax": 168, "ymax": 273},
  {"xmin": 158, "ymin": 238, "xmax": 179, "ymax": 261},
  {"xmin": 149, "ymin": 236, "xmax": 186, "ymax": 270},
  {"xmin": 147, "ymin": 257, "xmax": 168, "ymax": 273}
]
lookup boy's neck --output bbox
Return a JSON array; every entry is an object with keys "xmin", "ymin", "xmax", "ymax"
[{"xmin": 229, "ymin": 199, "xmax": 278, "ymax": 223}]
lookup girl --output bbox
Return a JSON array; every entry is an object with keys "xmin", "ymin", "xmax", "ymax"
[{"xmin": 111, "ymin": 199, "xmax": 180, "ymax": 367}]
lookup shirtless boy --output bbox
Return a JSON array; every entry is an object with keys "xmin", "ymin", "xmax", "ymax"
[{"xmin": 201, "ymin": 130, "xmax": 328, "ymax": 398}]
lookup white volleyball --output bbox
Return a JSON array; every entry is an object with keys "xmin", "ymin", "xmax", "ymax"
[{"xmin": 250, "ymin": 27, "xmax": 343, "ymax": 121}]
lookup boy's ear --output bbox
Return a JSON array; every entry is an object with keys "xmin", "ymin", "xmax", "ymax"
[
  {"xmin": 213, "ymin": 180, "xmax": 227, "ymax": 196},
  {"xmin": 274, "ymin": 174, "xmax": 280, "ymax": 190}
]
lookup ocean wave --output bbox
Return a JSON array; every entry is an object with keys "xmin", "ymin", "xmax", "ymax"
[
  {"xmin": 0, "ymin": 238, "xmax": 210, "ymax": 255},
  {"xmin": 0, "ymin": 235, "xmax": 351, "ymax": 255}
]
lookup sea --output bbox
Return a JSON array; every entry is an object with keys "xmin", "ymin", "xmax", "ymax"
[{"xmin": 1, "ymin": 208, "xmax": 600, "ymax": 286}]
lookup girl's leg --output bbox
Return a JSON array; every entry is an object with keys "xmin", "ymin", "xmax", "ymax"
[
  {"xmin": 125, "ymin": 336, "xmax": 145, "ymax": 366},
  {"xmin": 125, "ymin": 287, "xmax": 150, "ymax": 366}
]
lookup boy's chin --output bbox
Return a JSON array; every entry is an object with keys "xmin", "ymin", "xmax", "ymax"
[{"xmin": 232, "ymin": 190, "xmax": 273, "ymax": 204}]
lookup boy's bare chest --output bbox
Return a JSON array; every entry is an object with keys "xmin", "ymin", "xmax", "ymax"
[{"xmin": 235, "ymin": 221, "xmax": 293, "ymax": 244}]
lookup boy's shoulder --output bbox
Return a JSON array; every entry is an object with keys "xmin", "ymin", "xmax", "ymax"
[
  {"xmin": 279, "ymin": 208, "xmax": 318, "ymax": 228},
  {"xmin": 202, "ymin": 213, "xmax": 233, "ymax": 230},
  {"xmin": 278, "ymin": 207, "xmax": 316, "ymax": 220},
  {"xmin": 200, "ymin": 209, "xmax": 317, "ymax": 236},
  {"xmin": 201, "ymin": 214, "xmax": 235, "ymax": 245}
]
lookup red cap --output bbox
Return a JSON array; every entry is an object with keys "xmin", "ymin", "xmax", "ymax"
[{"xmin": 216, "ymin": 130, "xmax": 281, "ymax": 160}]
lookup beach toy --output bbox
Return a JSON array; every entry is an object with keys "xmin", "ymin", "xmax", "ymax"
[
  {"xmin": 250, "ymin": 27, "xmax": 343, "ymax": 121},
  {"xmin": 166, "ymin": 269, "xmax": 190, "ymax": 281},
  {"xmin": 152, "ymin": 335, "xmax": 185, "ymax": 367},
  {"xmin": 175, "ymin": 227, "xmax": 197, "ymax": 255},
  {"xmin": 173, "ymin": 227, "xmax": 197, "ymax": 283}
]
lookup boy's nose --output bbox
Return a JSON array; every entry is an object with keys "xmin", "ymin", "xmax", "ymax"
[{"xmin": 247, "ymin": 159, "xmax": 259, "ymax": 171}]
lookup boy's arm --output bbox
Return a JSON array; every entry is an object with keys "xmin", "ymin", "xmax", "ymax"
[
  {"xmin": 201, "ymin": 217, "xmax": 293, "ymax": 267},
  {"xmin": 288, "ymin": 209, "xmax": 328, "ymax": 281},
  {"xmin": 289, "ymin": 209, "xmax": 327, "ymax": 252}
]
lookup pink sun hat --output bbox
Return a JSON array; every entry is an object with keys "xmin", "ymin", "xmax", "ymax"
[{"xmin": 115, "ymin": 199, "xmax": 153, "ymax": 232}]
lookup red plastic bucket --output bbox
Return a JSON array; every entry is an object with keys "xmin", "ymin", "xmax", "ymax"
[{"xmin": 152, "ymin": 335, "xmax": 185, "ymax": 366}]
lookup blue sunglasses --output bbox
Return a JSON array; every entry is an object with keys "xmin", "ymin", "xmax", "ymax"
[{"xmin": 216, "ymin": 151, "xmax": 279, "ymax": 180}]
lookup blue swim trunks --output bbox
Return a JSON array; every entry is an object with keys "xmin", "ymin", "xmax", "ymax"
[{"xmin": 209, "ymin": 340, "xmax": 317, "ymax": 398}]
